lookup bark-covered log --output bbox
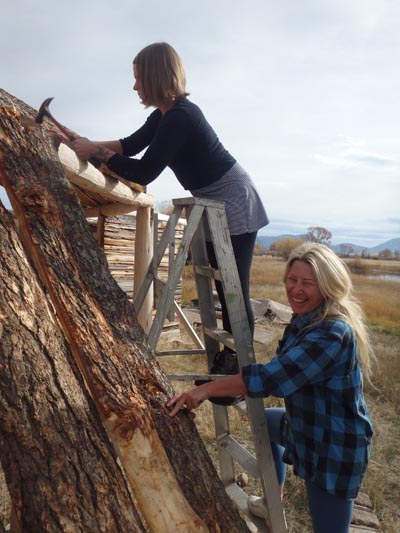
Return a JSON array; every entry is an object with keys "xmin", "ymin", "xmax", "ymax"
[
  {"xmin": 0, "ymin": 89, "xmax": 249, "ymax": 532},
  {"xmin": 0, "ymin": 203, "xmax": 145, "ymax": 532}
]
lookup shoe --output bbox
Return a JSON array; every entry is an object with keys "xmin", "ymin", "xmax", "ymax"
[
  {"xmin": 194, "ymin": 348, "xmax": 244, "ymax": 406},
  {"xmin": 247, "ymin": 495, "xmax": 269, "ymax": 520},
  {"xmin": 248, "ymin": 495, "xmax": 286, "ymax": 529},
  {"xmin": 210, "ymin": 348, "xmax": 240, "ymax": 375}
]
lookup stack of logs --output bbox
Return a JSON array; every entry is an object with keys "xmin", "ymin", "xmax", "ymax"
[{"xmin": 88, "ymin": 214, "xmax": 185, "ymax": 302}]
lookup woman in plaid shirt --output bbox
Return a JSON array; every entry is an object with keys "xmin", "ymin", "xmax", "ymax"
[{"xmin": 169, "ymin": 243, "xmax": 374, "ymax": 533}]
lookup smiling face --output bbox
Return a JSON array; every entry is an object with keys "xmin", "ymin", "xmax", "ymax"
[{"xmin": 285, "ymin": 260, "xmax": 324, "ymax": 316}]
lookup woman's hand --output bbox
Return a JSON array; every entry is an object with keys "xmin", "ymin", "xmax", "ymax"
[
  {"xmin": 167, "ymin": 373, "xmax": 247, "ymax": 417},
  {"xmin": 71, "ymin": 137, "xmax": 98, "ymax": 161},
  {"xmin": 167, "ymin": 386, "xmax": 209, "ymax": 417}
]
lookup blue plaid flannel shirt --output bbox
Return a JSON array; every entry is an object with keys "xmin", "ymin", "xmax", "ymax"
[{"xmin": 242, "ymin": 309, "xmax": 373, "ymax": 499}]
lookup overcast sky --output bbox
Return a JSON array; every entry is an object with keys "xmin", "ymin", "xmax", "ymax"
[{"xmin": 1, "ymin": 0, "xmax": 399, "ymax": 246}]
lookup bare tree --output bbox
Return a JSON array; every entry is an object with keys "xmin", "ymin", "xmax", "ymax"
[
  {"xmin": 270, "ymin": 237, "xmax": 304, "ymax": 259},
  {"xmin": 305, "ymin": 226, "xmax": 332, "ymax": 245}
]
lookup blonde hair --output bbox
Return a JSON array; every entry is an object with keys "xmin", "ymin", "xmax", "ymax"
[
  {"xmin": 133, "ymin": 42, "xmax": 189, "ymax": 107},
  {"xmin": 284, "ymin": 243, "xmax": 374, "ymax": 379}
]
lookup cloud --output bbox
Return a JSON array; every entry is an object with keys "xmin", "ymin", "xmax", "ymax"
[
  {"xmin": 314, "ymin": 149, "xmax": 397, "ymax": 169},
  {"xmin": 314, "ymin": 137, "xmax": 398, "ymax": 170},
  {"xmin": 1, "ymin": 0, "xmax": 399, "ymax": 247}
]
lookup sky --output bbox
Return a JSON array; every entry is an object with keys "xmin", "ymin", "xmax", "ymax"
[{"xmin": 1, "ymin": 0, "xmax": 399, "ymax": 247}]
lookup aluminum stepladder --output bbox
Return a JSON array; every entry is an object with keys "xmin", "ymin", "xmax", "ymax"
[{"xmin": 133, "ymin": 197, "xmax": 286, "ymax": 532}]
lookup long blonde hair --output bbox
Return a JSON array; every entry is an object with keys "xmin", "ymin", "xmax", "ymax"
[
  {"xmin": 133, "ymin": 42, "xmax": 189, "ymax": 107},
  {"xmin": 284, "ymin": 243, "xmax": 375, "ymax": 379}
]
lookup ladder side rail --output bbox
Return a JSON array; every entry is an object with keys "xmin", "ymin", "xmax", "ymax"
[
  {"xmin": 214, "ymin": 404, "xmax": 236, "ymax": 487},
  {"xmin": 153, "ymin": 217, "xmax": 176, "ymax": 314},
  {"xmin": 189, "ymin": 212, "xmax": 237, "ymax": 488},
  {"xmin": 172, "ymin": 300, "xmax": 205, "ymax": 350},
  {"xmin": 205, "ymin": 207, "xmax": 254, "ymax": 359},
  {"xmin": 166, "ymin": 217, "xmax": 177, "ymax": 321},
  {"xmin": 246, "ymin": 398, "xmax": 287, "ymax": 532},
  {"xmin": 154, "ymin": 206, "xmax": 182, "ymax": 265},
  {"xmin": 153, "ymin": 281, "xmax": 206, "ymax": 351},
  {"xmin": 206, "ymin": 206, "xmax": 287, "ymax": 532},
  {"xmin": 147, "ymin": 204, "xmax": 205, "ymax": 351}
]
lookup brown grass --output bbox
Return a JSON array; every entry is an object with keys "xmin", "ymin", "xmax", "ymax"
[
  {"xmin": 346, "ymin": 258, "xmax": 400, "ymax": 275},
  {"xmin": 352, "ymin": 276, "xmax": 400, "ymax": 332},
  {"xmin": 167, "ymin": 256, "xmax": 400, "ymax": 532}
]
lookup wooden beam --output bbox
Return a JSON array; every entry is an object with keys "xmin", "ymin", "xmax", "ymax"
[
  {"xmin": 58, "ymin": 144, "xmax": 153, "ymax": 208},
  {"xmin": 134, "ymin": 206, "xmax": 154, "ymax": 333},
  {"xmin": 96, "ymin": 213, "xmax": 105, "ymax": 248},
  {"xmin": 84, "ymin": 204, "xmax": 139, "ymax": 217}
]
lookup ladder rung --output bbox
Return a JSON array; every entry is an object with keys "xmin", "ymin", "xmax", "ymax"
[
  {"xmin": 194, "ymin": 264, "xmax": 222, "ymax": 281},
  {"xmin": 167, "ymin": 373, "xmax": 229, "ymax": 382},
  {"xmin": 225, "ymin": 483, "xmax": 269, "ymax": 532},
  {"xmin": 218, "ymin": 434, "xmax": 260, "ymax": 478},
  {"xmin": 203, "ymin": 327, "xmax": 236, "ymax": 351},
  {"xmin": 156, "ymin": 349, "xmax": 206, "ymax": 357}
]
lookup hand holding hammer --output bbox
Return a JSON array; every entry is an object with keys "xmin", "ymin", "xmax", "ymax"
[{"xmin": 35, "ymin": 97, "xmax": 105, "ymax": 168}]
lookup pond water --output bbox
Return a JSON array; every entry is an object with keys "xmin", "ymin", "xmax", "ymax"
[{"xmin": 367, "ymin": 274, "xmax": 400, "ymax": 283}]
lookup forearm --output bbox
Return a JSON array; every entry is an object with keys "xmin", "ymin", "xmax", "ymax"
[
  {"xmin": 201, "ymin": 373, "xmax": 247, "ymax": 398},
  {"xmin": 168, "ymin": 373, "xmax": 247, "ymax": 417},
  {"xmin": 93, "ymin": 140, "xmax": 123, "ymax": 155},
  {"xmin": 70, "ymin": 138, "xmax": 122, "ymax": 164}
]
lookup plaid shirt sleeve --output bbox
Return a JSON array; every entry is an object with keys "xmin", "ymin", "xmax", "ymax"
[{"xmin": 242, "ymin": 319, "xmax": 351, "ymax": 399}]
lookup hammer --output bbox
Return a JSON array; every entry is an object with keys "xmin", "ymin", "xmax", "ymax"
[
  {"xmin": 35, "ymin": 97, "xmax": 77, "ymax": 141},
  {"xmin": 36, "ymin": 97, "xmax": 101, "ymax": 168}
]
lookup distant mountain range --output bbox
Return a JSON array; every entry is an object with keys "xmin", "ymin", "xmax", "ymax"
[{"xmin": 256, "ymin": 235, "xmax": 400, "ymax": 255}]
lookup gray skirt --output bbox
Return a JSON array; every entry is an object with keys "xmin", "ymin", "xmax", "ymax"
[{"xmin": 190, "ymin": 162, "xmax": 269, "ymax": 235}]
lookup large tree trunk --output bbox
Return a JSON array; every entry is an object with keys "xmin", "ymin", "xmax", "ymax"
[
  {"xmin": 0, "ymin": 203, "xmax": 145, "ymax": 532},
  {"xmin": 0, "ymin": 89, "xmax": 249, "ymax": 532}
]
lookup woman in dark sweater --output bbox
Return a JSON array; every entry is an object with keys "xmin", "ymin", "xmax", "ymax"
[{"xmin": 67, "ymin": 42, "xmax": 269, "ymax": 399}]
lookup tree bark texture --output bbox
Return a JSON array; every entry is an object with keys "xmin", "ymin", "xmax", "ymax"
[
  {"xmin": 0, "ymin": 89, "xmax": 249, "ymax": 532},
  {"xmin": 0, "ymin": 203, "xmax": 145, "ymax": 532}
]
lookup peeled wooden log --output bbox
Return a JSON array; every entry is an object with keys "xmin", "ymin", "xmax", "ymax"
[
  {"xmin": 0, "ymin": 203, "xmax": 145, "ymax": 532},
  {"xmin": 0, "ymin": 89, "xmax": 249, "ymax": 532}
]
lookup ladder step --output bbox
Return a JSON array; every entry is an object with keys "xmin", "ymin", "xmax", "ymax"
[
  {"xmin": 194, "ymin": 264, "xmax": 222, "ymax": 281},
  {"xmin": 218, "ymin": 434, "xmax": 260, "ymax": 478},
  {"xmin": 203, "ymin": 327, "xmax": 236, "ymax": 351},
  {"xmin": 167, "ymin": 373, "xmax": 235, "ymax": 382},
  {"xmin": 225, "ymin": 483, "xmax": 269, "ymax": 533},
  {"xmin": 156, "ymin": 349, "xmax": 206, "ymax": 357}
]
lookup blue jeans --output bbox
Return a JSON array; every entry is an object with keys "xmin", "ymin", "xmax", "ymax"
[
  {"xmin": 265, "ymin": 407, "xmax": 354, "ymax": 532},
  {"xmin": 306, "ymin": 481, "xmax": 354, "ymax": 533}
]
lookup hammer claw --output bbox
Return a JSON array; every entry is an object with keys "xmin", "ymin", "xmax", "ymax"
[{"xmin": 35, "ymin": 97, "xmax": 75, "ymax": 140}]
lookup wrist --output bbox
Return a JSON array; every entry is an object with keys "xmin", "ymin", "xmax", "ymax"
[{"xmin": 93, "ymin": 144, "xmax": 114, "ymax": 163}]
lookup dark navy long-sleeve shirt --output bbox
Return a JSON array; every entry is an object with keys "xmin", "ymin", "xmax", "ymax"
[
  {"xmin": 106, "ymin": 97, "xmax": 236, "ymax": 189},
  {"xmin": 242, "ymin": 309, "xmax": 373, "ymax": 499}
]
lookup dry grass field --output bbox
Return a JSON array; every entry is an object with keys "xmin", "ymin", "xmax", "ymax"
[{"xmin": 164, "ymin": 255, "xmax": 400, "ymax": 532}]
